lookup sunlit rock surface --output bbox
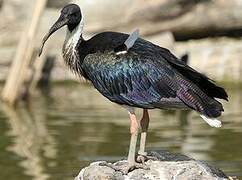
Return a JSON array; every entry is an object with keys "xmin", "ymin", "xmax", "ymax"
[{"xmin": 75, "ymin": 150, "xmax": 228, "ymax": 180}]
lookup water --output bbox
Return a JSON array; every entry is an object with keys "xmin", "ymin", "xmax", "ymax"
[{"xmin": 0, "ymin": 83, "xmax": 241, "ymax": 180}]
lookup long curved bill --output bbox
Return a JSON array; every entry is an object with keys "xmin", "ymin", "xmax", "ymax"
[{"xmin": 39, "ymin": 15, "xmax": 68, "ymax": 57}]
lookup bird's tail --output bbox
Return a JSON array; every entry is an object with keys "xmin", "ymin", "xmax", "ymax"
[
  {"xmin": 200, "ymin": 115, "xmax": 222, "ymax": 128},
  {"xmin": 177, "ymin": 88, "xmax": 224, "ymax": 127}
]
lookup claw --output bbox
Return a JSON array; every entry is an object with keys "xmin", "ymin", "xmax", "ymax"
[
  {"xmin": 136, "ymin": 153, "xmax": 158, "ymax": 164},
  {"xmin": 137, "ymin": 150, "xmax": 148, "ymax": 164},
  {"xmin": 136, "ymin": 155, "xmax": 147, "ymax": 164}
]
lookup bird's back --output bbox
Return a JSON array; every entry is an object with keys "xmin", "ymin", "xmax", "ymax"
[{"xmin": 77, "ymin": 31, "xmax": 228, "ymax": 118}]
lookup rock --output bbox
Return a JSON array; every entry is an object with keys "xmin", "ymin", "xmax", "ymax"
[
  {"xmin": 80, "ymin": 162, "xmax": 123, "ymax": 180},
  {"xmin": 75, "ymin": 150, "xmax": 228, "ymax": 180}
]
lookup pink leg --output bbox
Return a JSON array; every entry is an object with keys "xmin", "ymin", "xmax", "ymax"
[
  {"xmin": 99, "ymin": 110, "xmax": 149, "ymax": 173},
  {"xmin": 138, "ymin": 109, "xmax": 150, "ymax": 156},
  {"xmin": 127, "ymin": 112, "xmax": 139, "ymax": 166}
]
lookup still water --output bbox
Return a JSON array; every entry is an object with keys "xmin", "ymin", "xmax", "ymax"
[{"xmin": 0, "ymin": 83, "xmax": 241, "ymax": 180}]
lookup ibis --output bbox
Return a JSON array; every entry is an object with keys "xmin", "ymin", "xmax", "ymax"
[{"xmin": 39, "ymin": 3, "xmax": 228, "ymax": 172}]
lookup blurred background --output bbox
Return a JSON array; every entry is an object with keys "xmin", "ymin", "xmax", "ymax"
[{"xmin": 0, "ymin": 0, "xmax": 242, "ymax": 179}]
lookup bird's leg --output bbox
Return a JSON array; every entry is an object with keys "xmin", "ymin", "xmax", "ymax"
[
  {"xmin": 99, "ymin": 111, "xmax": 149, "ymax": 174},
  {"xmin": 137, "ymin": 109, "xmax": 150, "ymax": 163},
  {"xmin": 125, "ymin": 112, "xmax": 150, "ymax": 172},
  {"xmin": 127, "ymin": 111, "xmax": 139, "ymax": 166},
  {"xmin": 139, "ymin": 109, "xmax": 149, "ymax": 155}
]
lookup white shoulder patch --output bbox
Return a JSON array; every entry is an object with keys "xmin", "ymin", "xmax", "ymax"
[
  {"xmin": 116, "ymin": 50, "xmax": 127, "ymax": 55},
  {"xmin": 115, "ymin": 29, "xmax": 139, "ymax": 55},
  {"xmin": 200, "ymin": 115, "xmax": 222, "ymax": 128}
]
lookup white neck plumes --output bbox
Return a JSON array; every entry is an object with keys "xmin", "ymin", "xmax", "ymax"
[
  {"xmin": 64, "ymin": 18, "xmax": 84, "ymax": 50},
  {"xmin": 62, "ymin": 18, "xmax": 84, "ymax": 74}
]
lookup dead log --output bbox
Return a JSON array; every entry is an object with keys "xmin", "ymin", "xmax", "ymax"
[
  {"xmin": 87, "ymin": 0, "xmax": 242, "ymax": 40},
  {"xmin": 1, "ymin": 0, "xmax": 47, "ymax": 105}
]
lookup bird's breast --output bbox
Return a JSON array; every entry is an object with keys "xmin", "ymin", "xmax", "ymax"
[{"xmin": 62, "ymin": 42, "xmax": 85, "ymax": 77}]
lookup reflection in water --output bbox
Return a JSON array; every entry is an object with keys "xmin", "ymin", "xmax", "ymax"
[
  {"xmin": 0, "ymin": 84, "xmax": 241, "ymax": 179},
  {"xmin": 2, "ymin": 101, "xmax": 56, "ymax": 180}
]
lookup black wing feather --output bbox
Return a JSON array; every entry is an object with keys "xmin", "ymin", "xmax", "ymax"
[
  {"xmin": 78, "ymin": 32, "xmax": 227, "ymax": 117},
  {"xmin": 82, "ymin": 52, "xmax": 178, "ymax": 109},
  {"xmin": 160, "ymin": 49, "xmax": 228, "ymax": 101}
]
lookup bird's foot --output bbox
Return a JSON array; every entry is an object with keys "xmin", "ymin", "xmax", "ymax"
[
  {"xmin": 136, "ymin": 151, "xmax": 158, "ymax": 164},
  {"xmin": 99, "ymin": 161, "xmax": 149, "ymax": 175}
]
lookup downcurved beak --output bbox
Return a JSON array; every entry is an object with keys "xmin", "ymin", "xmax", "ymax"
[{"xmin": 39, "ymin": 15, "xmax": 68, "ymax": 56}]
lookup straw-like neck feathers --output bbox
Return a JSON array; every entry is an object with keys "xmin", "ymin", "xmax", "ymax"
[{"xmin": 63, "ymin": 19, "xmax": 84, "ymax": 75}]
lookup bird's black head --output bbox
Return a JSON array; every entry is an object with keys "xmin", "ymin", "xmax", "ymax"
[
  {"xmin": 39, "ymin": 4, "xmax": 82, "ymax": 56},
  {"xmin": 61, "ymin": 4, "xmax": 82, "ymax": 31}
]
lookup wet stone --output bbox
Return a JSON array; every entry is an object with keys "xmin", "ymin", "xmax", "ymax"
[{"xmin": 75, "ymin": 150, "xmax": 228, "ymax": 180}]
